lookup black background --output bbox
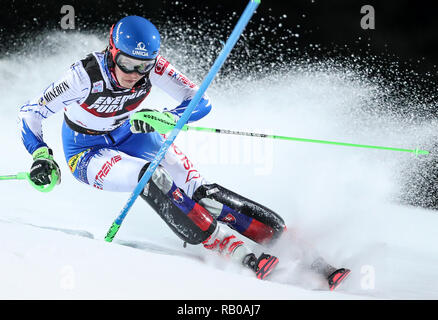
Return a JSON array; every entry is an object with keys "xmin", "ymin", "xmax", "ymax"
[
  {"xmin": 1, "ymin": 0, "xmax": 438, "ymax": 102},
  {"xmin": 1, "ymin": 0, "xmax": 437, "ymax": 74}
]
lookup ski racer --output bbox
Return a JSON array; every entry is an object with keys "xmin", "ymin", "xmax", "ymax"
[{"xmin": 18, "ymin": 15, "xmax": 349, "ymax": 288}]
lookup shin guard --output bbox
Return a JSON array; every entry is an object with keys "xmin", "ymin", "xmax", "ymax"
[
  {"xmin": 139, "ymin": 164, "xmax": 216, "ymax": 245},
  {"xmin": 193, "ymin": 183, "xmax": 286, "ymax": 244}
]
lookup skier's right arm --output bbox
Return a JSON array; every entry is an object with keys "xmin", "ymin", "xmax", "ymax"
[
  {"xmin": 18, "ymin": 61, "xmax": 90, "ymax": 155},
  {"xmin": 18, "ymin": 61, "xmax": 90, "ymax": 185}
]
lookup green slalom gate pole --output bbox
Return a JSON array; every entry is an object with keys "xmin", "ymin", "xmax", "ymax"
[
  {"xmin": 181, "ymin": 125, "xmax": 430, "ymax": 156},
  {"xmin": 0, "ymin": 171, "xmax": 58, "ymax": 192},
  {"xmin": 104, "ymin": 0, "xmax": 261, "ymax": 242}
]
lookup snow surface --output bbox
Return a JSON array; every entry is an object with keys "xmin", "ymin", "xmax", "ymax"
[{"xmin": 1, "ymin": 32, "xmax": 438, "ymax": 299}]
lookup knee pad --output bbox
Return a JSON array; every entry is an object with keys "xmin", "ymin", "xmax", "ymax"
[{"xmin": 138, "ymin": 163, "xmax": 217, "ymax": 245}]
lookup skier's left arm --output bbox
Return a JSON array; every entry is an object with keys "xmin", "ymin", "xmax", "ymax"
[{"xmin": 149, "ymin": 56, "xmax": 212, "ymax": 122}]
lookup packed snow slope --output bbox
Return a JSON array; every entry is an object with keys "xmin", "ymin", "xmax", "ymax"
[{"xmin": 1, "ymin": 32, "xmax": 438, "ymax": 299}]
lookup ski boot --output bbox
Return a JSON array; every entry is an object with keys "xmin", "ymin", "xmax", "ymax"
[
  {"xmin": 243, "ymin": 253, "xmax": 279, "ymax": 280},
  {"xmin": 311, "ymin": 257, "xmax": 351, "ymax": 291},
  {"xmin": 327, "ymin": 268, "xmax": 351, "ymax": 291}
]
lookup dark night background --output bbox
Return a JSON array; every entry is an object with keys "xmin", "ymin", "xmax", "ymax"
[
  {"xmin": 1, "ymin": 0, "xmax": 438, "ymax": 74},
  {"xmin": 2, "ymin": 0, "xmax": 438, "ymax": 108}
]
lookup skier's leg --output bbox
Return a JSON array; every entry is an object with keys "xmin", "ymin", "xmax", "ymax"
[
  {"xmin": 82, "ymin": 130, "xmax": 342, "ymax": 285},
  {"xmin": 117, "ymin": 130, "xmax": 285, "ymax": 242},
  {"xmin": 137, "ymin": 162, "xmax": 279, "ymax": 279},
  {"xmin": 67, "ymin": 147, "xmax": 146, "ymax": 191},
  {"xmin": 157, "ymin": 143, "xmax": 287, "ymax": 245},
  {"xmin": 68, "ymin": 146, "xmax": 245, "ymax": 253},
  {"xmin": 117, "ymin": 132, "xmax": 208, "ymax": 198},
  {"xmin": 137, "ymin": 162, "xmax": 216, "ymax": 245},
  {"xmin": 192, "ymin": 183, "xmax": 287, "ymax": 245},
  {"xmin": 64, "ymin": 126, "xmax": 280, "ymax": 278},
  {"xmin": 64, "ymin": 121, "xmax": 283, "ymax": 245},
  {"xmin": 107, "ymin": 129, "xmax": 283, "ymax": 265}
]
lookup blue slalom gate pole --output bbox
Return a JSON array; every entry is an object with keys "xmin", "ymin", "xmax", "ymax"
[{"xmin": 105, "ymin": 0, "xmax": 261, "ymax": 242}]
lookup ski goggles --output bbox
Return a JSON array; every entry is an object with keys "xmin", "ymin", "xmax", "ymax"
[{"xmin": 114, "ymin": 52, "xmax": 156, "ymax": 75}]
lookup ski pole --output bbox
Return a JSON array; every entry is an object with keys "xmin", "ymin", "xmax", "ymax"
[
  {"xmin": 104, "ymin": 0, "xmax": 261, "ymax": 242},
  {"xmin": 0, "ymin": 171, "xmax": 58, "ymax": 192},
  {"xmin": 181, "ymin": 125, "xmax": 429, "ymax": 156}
]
